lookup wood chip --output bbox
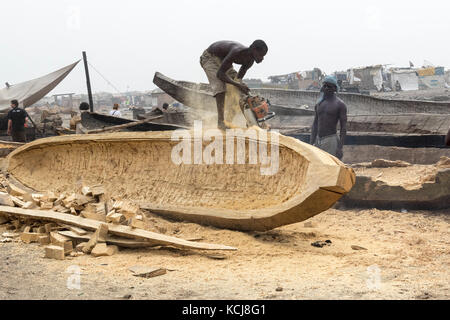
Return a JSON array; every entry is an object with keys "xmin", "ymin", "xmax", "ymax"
[
  {"xmin": 351, "ymin": 245, "xmax": 368, "ymax": 251},
  {"xmin": 128, "ymin": 265, "xmax": 167, "ymax": 278}
]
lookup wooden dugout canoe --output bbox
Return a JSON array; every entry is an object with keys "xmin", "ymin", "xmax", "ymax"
[
  {"xmin": 5, "ymin": 130, "xmax": 355, "ymax": 231},
  {"xmin": 81, "ymin": 112, "xmax": 187, "ymax": 132}
]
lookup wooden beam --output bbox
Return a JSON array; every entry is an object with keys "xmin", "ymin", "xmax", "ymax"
[
  {"xmin": 0, "ymin": 206, "xmax": 236, "ymax": 251},
  {"xmin": 58, "ymin": 230, "xmax": 159, "ymax": 248},
  {"xmin": 86, "ymin": 115, "xmax": 164, "ymax": 134}
]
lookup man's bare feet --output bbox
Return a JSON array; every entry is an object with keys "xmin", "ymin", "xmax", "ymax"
[{"xmin": 217, "ymin": 122, "xmax": 227, "ymax": 131}]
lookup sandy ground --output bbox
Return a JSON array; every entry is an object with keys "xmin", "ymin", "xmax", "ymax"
[
  {"xmin": 0, "ymin": 152, "xmax": 448, "ymax": 300},
  {"xmin": 0, "ymin": 205, "xmax": 448, "ymax": 300},
  {"xmin": 352, "ymin": 165, "xmax": 438, "ymax": 190}
]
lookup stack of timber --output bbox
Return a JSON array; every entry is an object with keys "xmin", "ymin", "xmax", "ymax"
[{"xmin": 0, "ymin": 181, "xmax": 237, "ymax": 260}]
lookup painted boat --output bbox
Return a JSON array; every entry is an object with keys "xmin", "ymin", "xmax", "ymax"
[{"xmin": 6, "ymin": 130, "xmax": 355, "ymax": 231}]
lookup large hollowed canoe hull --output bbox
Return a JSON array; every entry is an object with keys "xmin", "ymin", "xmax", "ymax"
[{"xmin": 6, "ymin": 131, "xmax": 355, "ymax": 231}]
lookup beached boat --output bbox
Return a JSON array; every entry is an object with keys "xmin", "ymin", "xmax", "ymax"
[
  {"xmin": 153, "ymin": 72, "xmax": 312, "ymax": 118},
  {"xmin": 6, "ymin": 130, "xmax": 355, "ymax": 231},
  {"xmin": 81, "ymin": 112, "xmax": 188, "ymax": 131},
  {"xmin": 136, "ymin": 110, "xmax": 193, "ymax": 127}
]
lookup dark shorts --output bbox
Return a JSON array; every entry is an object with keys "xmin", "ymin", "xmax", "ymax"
[{"xmin": 11, "ymin": 130, "xmax": 26, "ymax": 143}]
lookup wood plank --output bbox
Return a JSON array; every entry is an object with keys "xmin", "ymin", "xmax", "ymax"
[
  {"xmin": 58, "ymin": 230, "xmax": 157, "ymax": 248},
  {"xmin": 61, "ymin": 225, "xmax": 89, "ymax": 236},
  {"xmin": 0, "ymin": 206, "xmax": 236, "ymax": 251}
]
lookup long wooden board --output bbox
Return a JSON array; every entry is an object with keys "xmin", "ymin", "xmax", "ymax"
[
  {"xmin": 0, "ymin": 206, "xmax": 236, "ymax": 251},
  {"xmin": 58, "ymin": 230, "xmax": 159, "ymax": 248}
]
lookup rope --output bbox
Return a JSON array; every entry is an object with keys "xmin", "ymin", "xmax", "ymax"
[{"xmin": 87, "ymin": 62, "xmax": 123, "ymax": 95}]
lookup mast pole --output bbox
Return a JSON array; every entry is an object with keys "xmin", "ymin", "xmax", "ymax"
[{"xmin": 82, "ymin": 51, "xmax": 94, "ymax": 112}]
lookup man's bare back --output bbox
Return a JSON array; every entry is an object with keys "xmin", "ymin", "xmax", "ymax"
[{"xmin": 206, "ymin": 40, "xmax": 267, "ymax": 91}]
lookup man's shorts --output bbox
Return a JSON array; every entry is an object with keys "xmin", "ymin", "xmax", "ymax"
[
  {"xmin": 314, "ymin": 134, "xmax": 340, "ymax": 158},
  {"xmin": 11, "ymin": 130, "xmax": 26, "ymax": 143},
  {"xmin": 200, "ymin": 50, "xmax": 238, "ymax": 97}
]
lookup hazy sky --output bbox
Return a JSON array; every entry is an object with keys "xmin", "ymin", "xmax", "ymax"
[{"xmin": 2, "ymin": 0, "xmax": 449, "ymax": 94}]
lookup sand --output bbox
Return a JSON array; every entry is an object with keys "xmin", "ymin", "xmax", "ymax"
[
  {"xmin": 0, "ymin": 206, "xmax": 448, "ymax": 300},
  {"xmin": 352, "ymin": 157, "xmax": 450, "ymax": 190}
]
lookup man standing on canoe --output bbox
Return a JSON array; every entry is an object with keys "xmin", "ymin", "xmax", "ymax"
[
  {"xmin": 200, "ymin": 40, "xmax": 268, "ymax": 130},
  {"xmin": 310, "ymin": 76, "xmax": 348, "ymax": 160}
]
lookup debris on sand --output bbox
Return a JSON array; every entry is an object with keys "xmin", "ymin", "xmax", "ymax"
[
  {"xmin": 369, "ymin": 159, "xmax": 411, "ymax": 168},
  {"xmin": 351, "ymin": 245, "xmax": 367, "ymax": 251},
  {"xmin": 311, "ymin": 240, "xmax": 332, "ymax": 248},
  {"xmin": 206, "ymin": 253, "xmax": 227, "ymax": 260},
  {"xmin": 128, "ymin": 265, "xmax": 167, "ymax": 278},
  {"xmin": 303, "ymin": 221, "xmax": 317, "ymax": 228}
]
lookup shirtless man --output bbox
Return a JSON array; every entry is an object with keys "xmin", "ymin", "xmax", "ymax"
[
  {"xmin": 310, "ymin": 76, "xmax": 348, "ymax": 160},
  {"xmin": 200, "ymin": 40, "xmax": 268, "ymax": 130}
]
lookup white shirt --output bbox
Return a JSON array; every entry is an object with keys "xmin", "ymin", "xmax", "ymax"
[{"xmin": 109, "ymin": 110, "xmax": 122, "ymax": 117}]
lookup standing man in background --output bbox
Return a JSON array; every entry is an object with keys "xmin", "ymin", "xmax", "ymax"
[
  {"xmin": 7, "ymin": 99, "xmax": 29, "ymax": 142},
  {"xmin": 310, "ymin": 76, "xmax": 348, "ymax": 160}
]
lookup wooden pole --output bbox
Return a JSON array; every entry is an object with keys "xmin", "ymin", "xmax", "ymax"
[
  {"xmin": 86, "ymin": 115, "xmax": 164, "ymax": 134},
  {"xmin": 82, "ymin": 51, "xmax": 94, "ymax": 112}
]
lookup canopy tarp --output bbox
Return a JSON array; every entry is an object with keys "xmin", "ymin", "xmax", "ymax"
[
  {"xmin": 0, "ymin": 61, "xmax": 79, "ymax": 113},
  {"xmin": 391, "ymin": 70, "xmax": 419, "ymax": 91}
]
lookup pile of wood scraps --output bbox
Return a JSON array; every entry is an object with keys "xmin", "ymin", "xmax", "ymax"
[{"xmin": 0, "ymin": 182, "xmax": 237, "ymax": 260}]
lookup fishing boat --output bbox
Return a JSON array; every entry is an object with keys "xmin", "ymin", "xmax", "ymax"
[
  {"xmin": 6, "ymin": 130, "xmax": 355, "ymax": 231},
  {"xmin": 153, "ymin": 71, "xmax": 314, "ymax": 118},
  {"xmin": 81, "ymin": 111, "xmax": 188, "ymax": 131},
  {"xmin": 136, "ymin": 109, "xmax": 193, "ymax": 127}
]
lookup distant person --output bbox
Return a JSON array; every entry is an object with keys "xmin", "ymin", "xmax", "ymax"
[
  {"xmin": 7, "ymin": 99, "xmax": 30, "ymax": 142},
  {"xmin": 395, "ymin": 80, "xmax": 402, "ymax": 92},
  {"xmin": 75, "ymin": 102, "xmax": 90, "ymax": 134},
  {"xmin": 445, "ymin": 127, "xmax": 450, "ymax": 146},
  {"xmin": 310, "ymin": 76, "xmax": 347, "ymax": 160},
  {"xmin": 109, "ymin": 104, "xmax": 122, "ymax": 117},
  {"xmin": 200, "ymin": 40, "xmax": 268, "ymax": 130}
]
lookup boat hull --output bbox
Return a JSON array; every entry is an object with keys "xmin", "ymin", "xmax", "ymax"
[
  {"xmin": 6, "ymin": 131, "xmax": 355, "ymax": 231},
  {"xmin": 81, "ymin": 112, "xmax": 187, "ymax": 131}
]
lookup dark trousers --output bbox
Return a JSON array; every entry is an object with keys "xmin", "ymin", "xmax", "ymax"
[{"xmin": 11, "ymin": 130, "xmax": 26, "ymax": 143}]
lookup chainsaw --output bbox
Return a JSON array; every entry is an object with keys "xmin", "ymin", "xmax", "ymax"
[{"xmin": 239, "ymin": 95, "xmax": 276, "ymax": 128}]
